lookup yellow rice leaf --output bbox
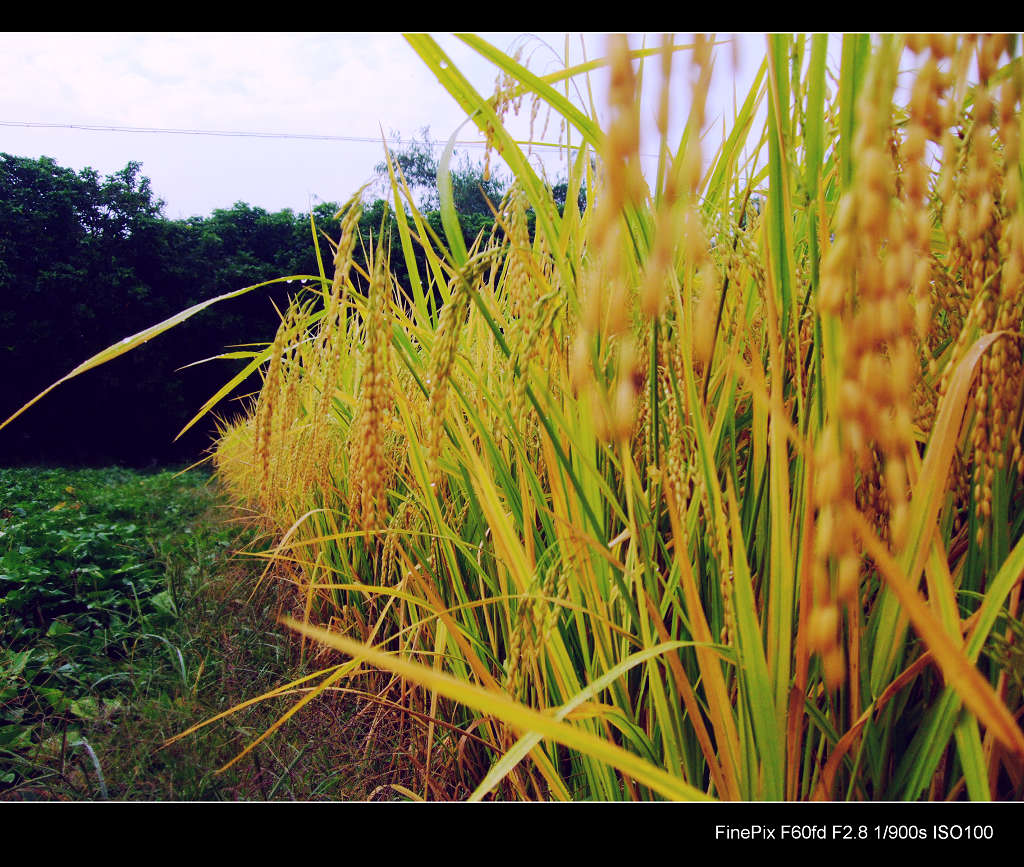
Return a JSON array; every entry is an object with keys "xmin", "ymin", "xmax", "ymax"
[
  {"xmin": 850, "ymin": 506, "xmax": 1024, "ymax": 762},
  {"xmin": 283, "ymin": 618, "xmax": 713, "ymax": 801},
  {"xmin": 871, "ymin": 331, "xmax": 1016, "ymax": 692}
]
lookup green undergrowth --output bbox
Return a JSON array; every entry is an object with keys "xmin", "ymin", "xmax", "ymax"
[{"xmin": 0, "ymin": 466, "xmax": 412, "ymax": 800}]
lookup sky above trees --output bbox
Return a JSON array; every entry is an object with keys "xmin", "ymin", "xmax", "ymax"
[{"xmin": 0, "ymin": 33, "xmax": 765, "ymax": 220}]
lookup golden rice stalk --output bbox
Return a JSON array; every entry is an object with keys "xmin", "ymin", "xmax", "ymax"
[{"xmin": 349, "ymin": 246, "xmax": 394, "ymax": 532}]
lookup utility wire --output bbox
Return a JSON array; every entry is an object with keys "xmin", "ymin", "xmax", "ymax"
[{"xmin": 0, "ymin": 120, "xmax": 575, "ymax": 152}]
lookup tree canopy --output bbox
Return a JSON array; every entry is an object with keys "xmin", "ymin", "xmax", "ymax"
[{"xmin": 374, "ymin": 127, "xmax": 509, "ymax": 215}]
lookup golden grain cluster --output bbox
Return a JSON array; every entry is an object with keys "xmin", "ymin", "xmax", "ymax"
[{"xmin": 177, "ymin": 34, "xmax": 1024, "ymax": 800}]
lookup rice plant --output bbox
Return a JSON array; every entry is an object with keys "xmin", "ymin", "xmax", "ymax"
[{"xmin": 7, "ymin": 33, "xmax": 1024, "ymax": 801}]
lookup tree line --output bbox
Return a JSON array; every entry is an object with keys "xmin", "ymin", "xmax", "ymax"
[{"xmin": 0, "ymin": 135, "xmax": 570, "ymax": 466}]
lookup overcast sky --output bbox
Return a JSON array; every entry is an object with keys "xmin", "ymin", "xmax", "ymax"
[{"xmin": 0, "ymin": 32, "xmax": 767, "ymax": 220}]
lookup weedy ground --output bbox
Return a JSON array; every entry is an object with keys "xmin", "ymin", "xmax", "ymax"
[{"xmin": 0, "ymin": 467, "xmax": 414, "ymax": 800}]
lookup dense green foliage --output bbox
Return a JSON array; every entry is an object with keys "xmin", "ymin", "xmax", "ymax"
[
  {"xmin": 0, "ymin": 466, "xmax": 418, "ymax": 800},
  {"xmin": 1, "ymin": 468, "xmax": 210, "ymax": 647},
  {"xmin": 0, "ymin": 147, "xmax": 515, "ymax": 465},
  {"xmin": 0, "ymin": 467, "xmax": 230, "ymax": 792}
]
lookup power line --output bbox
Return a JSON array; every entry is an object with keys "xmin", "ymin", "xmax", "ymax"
[
  {"xmin": 0, "ymin": 120, "xmax": 575, "ymax": 152},
  {"xmin": 0, "ymin": 119, "xmax": 456, "ymax": 145}
]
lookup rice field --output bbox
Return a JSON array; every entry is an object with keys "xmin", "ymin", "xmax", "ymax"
[{"xmin": 7, "ymin": 33, "xmax": 1024, "ymax": 801}]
